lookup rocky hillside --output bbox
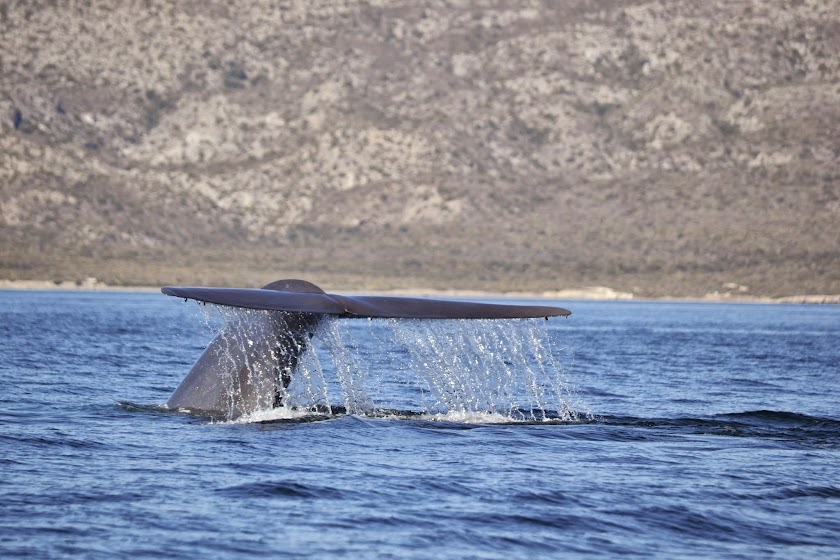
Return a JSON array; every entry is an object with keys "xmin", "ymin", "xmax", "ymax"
[{"xmin": 2, "ymin": 0, "xmax": 838, "ymax": 297}]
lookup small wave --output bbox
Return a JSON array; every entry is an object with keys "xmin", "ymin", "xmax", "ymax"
[
  {"xmin": 0, "ymin": 433, "xmax": 108, "ymax": 450},
  {"xmin": 614, "ymin": 504, "xmax": 744, "ymax": 540},
  {"xmin": 713, "ymin": 410, "xmax": 838, "ymax": 426},
  {"xmin": 711, "ymin": 410, "xmax": 840, "ymax": 443},
  {"xmin": 598, "ymin": 410, "xmax": 840, "ymax": 446},
  {"xmin": 115, "ymin": 401, "xmax": 177, "ymax": 414},
  {"xmin": 216, "ymin": 480, "xmax": 348, "ymax": 500},
  {"xmin": 514, "ymin": 488, "xmax": 575, "ymax": 506},
  {"xmin": 767, "ymin": 485, "xmax": 840, "ymax": 500}
]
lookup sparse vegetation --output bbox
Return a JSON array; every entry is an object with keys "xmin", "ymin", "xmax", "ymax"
[
  {"xmin": 714, "ymin": 119, "xmax": 740, "ymax": 137},
  {"xmin": 223, "ymin": 61, "xmax": 248, "ymax": 89},
  {"xmin": 143, "ymin": 90, "xmax": 174, "ymax": 130},
  {"xmin": 0, "ymin": 1, "xmax": 838, "ymax": 297}
]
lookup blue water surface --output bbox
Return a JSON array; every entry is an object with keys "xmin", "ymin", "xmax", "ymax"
[{"xmin": 0, "ymin": 291, "xmax": 838, "ymax": 558}]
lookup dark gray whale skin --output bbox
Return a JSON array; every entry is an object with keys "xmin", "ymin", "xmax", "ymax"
[
  {"xmin": 163, "ymin": 279, "xmax": 570, "ymax": 418},
  {"xmin": 161, "ymin": 279, "xmax": 571, "ymax": 319}
]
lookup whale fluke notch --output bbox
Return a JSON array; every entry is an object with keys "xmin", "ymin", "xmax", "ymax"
[
  {"xmin": 161, "ymin": 279, "xmax": 571, "ymax": 319},
  {"xmin": 163, "ymin": 279, "xmax": 570, "ymax": 419}
]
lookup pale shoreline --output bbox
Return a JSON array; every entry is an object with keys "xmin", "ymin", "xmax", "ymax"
[{"xmin": 1, "ymin": 279, "xmax": 838, "ymax": 304}]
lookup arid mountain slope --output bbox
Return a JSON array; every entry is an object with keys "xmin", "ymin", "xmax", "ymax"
[{"xmin": 1, "ymin": 0, "xmax": 838, "ymax": 296}]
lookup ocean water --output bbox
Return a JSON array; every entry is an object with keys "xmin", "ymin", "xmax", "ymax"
[{"xmin": 1, "ymin": 290, "xmax": 838, "ymax": 558}]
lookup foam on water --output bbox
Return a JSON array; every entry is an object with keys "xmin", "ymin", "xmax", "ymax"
[
  {"xmin": 196, "ymin": 305, "xmax": 589, "ymax": 423},
  {"xmin": 227, "ymin": 406, "xmax": 331, "ymax": 425},
  {"xmin": 416, "ymin": 410, "xmax": 539, "ymax": 424}
]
